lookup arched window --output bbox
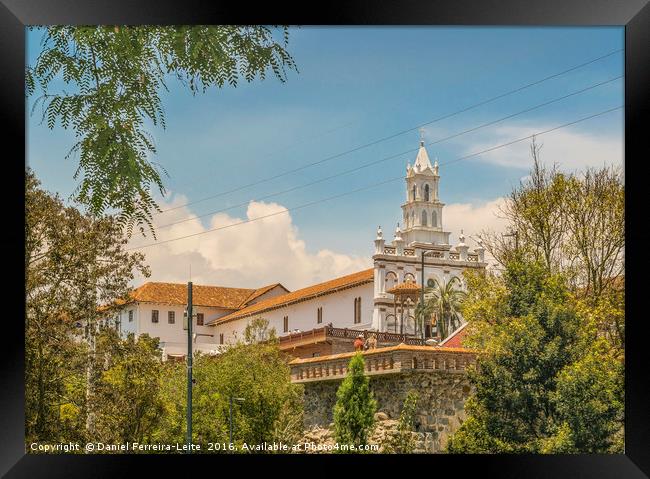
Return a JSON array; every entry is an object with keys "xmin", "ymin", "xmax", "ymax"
[
  {"xmin": 432, "ymin": 210, "xmax": 438, "ymax": 227},
  {"xmin": 421, "ymin": 210, "xmax": 428, "ymax": 226},
  {"xmin": 404, "ymin": 272, "xmax": 415, "ymax": 282},
  {"xmin": 411, "ymin": 185, "xmax": 416, "ymax": 201},
  {"xmin": 424, "ymin": 184, "xmax": 430, "ymax": 201},
  {"xmin": 385, "ymin": 271, "xmax": 398, "ymax": 291},
  {"xmin": 354, "ymin": 297, "xmax": 362, "ymax": 324},
  {"xmin": 411, "ymin": 211, "xmax": 415, "ymax": 226}
]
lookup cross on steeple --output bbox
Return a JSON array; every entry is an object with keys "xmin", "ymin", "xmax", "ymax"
[{"xmin": 419, "ymin": 128, "xmax": 426, "ymax": 146}]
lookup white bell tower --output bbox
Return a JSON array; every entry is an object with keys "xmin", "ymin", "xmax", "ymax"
[{"xmin": 401, "ymin": 138, "xmax": 451, "ymax": 246}]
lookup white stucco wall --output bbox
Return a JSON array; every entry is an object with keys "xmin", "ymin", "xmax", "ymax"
[
  {"xmin": 213, "ymin": 282, "xmax": 375, "ymax": 345},
  {"xmin": 116, "ymin": 302, "xmax": 235, "ymax": 358}
]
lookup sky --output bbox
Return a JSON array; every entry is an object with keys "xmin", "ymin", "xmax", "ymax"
[{"xmin": 26, "ymin": 26, "xmax": 624, "ymax": 290}]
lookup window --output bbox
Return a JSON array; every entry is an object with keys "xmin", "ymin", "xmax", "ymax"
[
  {"xmin": 219, "ymin": 333, "xmax": 224, "ymax": 344},
  {"xmin": 385, "ymin": 271, "xmax": 398, "ymax": 291},
  {"xmin": 151, "ymin": 310, "xmax": 159, "ymax": 323},
  {"xmin": 128, "ymin": 310, "xmax": 133, "ymax": 322},
  {"xmin": 411, "ymin": 184, "xmax": 416, "ymax": 201},
  {"xmin": 283, "ymin": 316, "xmax": 289, "ymax": 333},
  {"xmin": 168, "ymin": 311, "xmax": 175, "ymax": 324},
  {"xmin": 196, "ymin": 313, "xmax": 204, "ymax": 326},
  {"xmin": 354, "ymin": 297, "xmax": 362, "ymax": 324},
  {"xmin": 432, "ymin": 210, "xmax": 438, "ymax": 227},
  {"xmin": 317, "ymin": 307, "xmax": 323, "ymax": 324},
  {"xmin": 421, "ymin": 210, "xmax": 428, "ymax": 226},
  {"xmin": 424, "ymin": 184, "xmax": 430, "ymax": 201}
]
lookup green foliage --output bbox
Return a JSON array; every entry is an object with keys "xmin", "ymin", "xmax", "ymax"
[
  {"xmin": 244, "ymin": 317, "xmax": 277, "ymax": 344},
  {"xmin": 446, "ymin": 257, "xmax": 624, "ymax": 454},
  {"xmin": 384, "ymin": 390, "xmax": 419, "ymax": 453},
  {"xmin": 420, "ymin": 276, "xmax": 466, "ymax": 340},
  {"xmin": 157, "ymin": 341, "xmax": 303, "ymax": 452},
  {"xmin": 551, "ymin": 339, "xmax": 624, "ymax": 452},
  {"xmin": 25, "ymin": 170, "xmax": 149, "ymax": 447},
  {"xmin": 333, "ymin": 353, "xmax": 377, "ymax": 450},
  {"xmin": 27, "ymin": 26, "xmax": 298, "ymax": 236},
  {"xmin": 88, "ymin": 329, "xmax": 166, "ymax": 445},
  {"xmin": 479, "ymin": 139, "xmax": 624, "ymax": 306}
]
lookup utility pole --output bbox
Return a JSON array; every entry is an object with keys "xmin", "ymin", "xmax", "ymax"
[
  {"xmin": 229, "ymin": 396, "xmax": 233, "ymax": 445},
  {"xmin": 186, "ymin": 281, "xmax": 193, "ymax": 453},
  {"xmin": 229, "ymin": 396, "xmax": 244, "ymax": 445},
  {"xmin": 420, "ymin": 250, "xmax": 426, "ymax": 340}
]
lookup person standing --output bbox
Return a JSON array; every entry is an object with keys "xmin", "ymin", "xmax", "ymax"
[{"xmin": 354, "ymin": 334, "xmax": 365, "ymax": 351}]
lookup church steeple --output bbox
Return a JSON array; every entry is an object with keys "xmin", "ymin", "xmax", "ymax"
[
  {"xmin": 399, "ymin": 139, "xmax": 451, "ymax": 246},
  {"xmin": 413, "ymin": 140, "xmax": 434, "ymax": 173}
]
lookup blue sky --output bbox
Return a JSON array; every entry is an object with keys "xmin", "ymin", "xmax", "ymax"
[{"xmin": 26, "ymin": 27, "xmax": 624, "ymax": 288}]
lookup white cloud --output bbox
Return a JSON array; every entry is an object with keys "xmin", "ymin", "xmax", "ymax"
[
  {"xmin": 444, "ymin": 197, "xmax": 509, "ymax": 245},
  {"xmin": 128, "ymin": 196, "xmax": 371, "ymax": 290},
  {"xmin": 460, "ymin": 124, "xmax": 623, "ymax": 172}
]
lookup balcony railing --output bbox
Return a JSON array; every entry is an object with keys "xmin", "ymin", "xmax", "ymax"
[
  {"xmin": 278, "ymin": 326, "xmax": 426, "ymax": 350},
  {"xmin": 289, "ymin": 344, "xmax": 477, "ymax": 383}
]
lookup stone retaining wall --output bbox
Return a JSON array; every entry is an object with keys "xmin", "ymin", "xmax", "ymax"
[{"xmin": 302, "ymin": 369, "xmax": 472, "ymax": 452}]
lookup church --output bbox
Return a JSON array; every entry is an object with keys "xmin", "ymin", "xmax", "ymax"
[{"xmin": 114, "ymin": 141, "xmax": 487, "ymax": 359}]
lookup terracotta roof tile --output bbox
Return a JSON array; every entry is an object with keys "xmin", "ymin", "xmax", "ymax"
[
  {"xmin": 288, "ymin": 343, "xmax": 478, "ymax": 365},
  {"xmin": 239, "ymin": 283, "xmax": 289, "ymax": 308},
  {"xmin": 210, "ymin": 269, "xmax": 374, "ymax": 325},
  {"xmin": 439, "ymin": 322, "xmax": 469, "ymax": 348},
  {"xmin": 386, "ymin": 281, "xmax": 421, "ymax": 295},
  {"xmin": 126, "ymin": 282, "xmax": 255, "ymax": 309}
]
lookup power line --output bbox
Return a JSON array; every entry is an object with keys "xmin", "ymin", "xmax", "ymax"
[
  {"xmin": 157, "ymin": 48, "xmax": 622, "ymax": 214},
  {"xmin": 154, "ymin": 75, "xmax": 622, "ymax": 230},
  {"xmin": 441, "ymin": 105, "xmax": 622, "ymax": 167},
  {"xmin": 128, "ymin": 105, "xmax": 622, "ymax": 251}
]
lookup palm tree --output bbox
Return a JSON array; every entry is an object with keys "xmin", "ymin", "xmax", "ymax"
[{"xmin": 419, "ymin": 277, "xmax": 466, "ymax": 340}]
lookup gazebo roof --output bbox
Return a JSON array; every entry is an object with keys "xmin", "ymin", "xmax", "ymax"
[{"xmin": 387, "ymin": 281, "xmax": 422, "ymax": 295}]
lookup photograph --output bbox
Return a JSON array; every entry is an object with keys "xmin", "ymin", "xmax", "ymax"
[{"xmin": 20, "ymin": 22, "xmax": 629, "ymax": 460}]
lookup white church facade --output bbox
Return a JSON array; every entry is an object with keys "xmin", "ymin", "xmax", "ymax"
[{"xmin": 112, "ymin": 142, "xmax": 487, "ymax": 359}]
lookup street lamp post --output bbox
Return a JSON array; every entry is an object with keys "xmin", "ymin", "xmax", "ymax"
[
  {"xmin": 229, "ymin": 396, "xmax": 245, "ymax": 445},
  {"xmin": 420, "ymin": 250, "xmax": 436, "ymax": 340},
  {"xmin": 186, "ymin": 282, "xmax": 193, "ymax": 453}
]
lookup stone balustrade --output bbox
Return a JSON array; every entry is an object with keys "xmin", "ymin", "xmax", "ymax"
[
  {"xmin": 289, "ymin": 344, "xmax": 478, "ymax": 383},
  {"xmin": 380, "ymin": 246, "xmax": 483, "ymax": 264}
]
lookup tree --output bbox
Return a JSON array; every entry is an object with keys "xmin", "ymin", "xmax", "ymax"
[
  {"xmin": 25, "ymin": 170, "xmax": 149, "ymax": 446},
  {"xmin": 421, "ymin": 277, "xmax": 466, "ymax": 340},
  {"xmin": 477, "ymin": 139, "xmax": 625, "ymax": 353},
  {"xmin": 27, "ymin": 26, "xmax": 298, "ymax": 236},
  {"xmin": 333, "ymin": 353, "xmax": 377, "ymax": 451},
  {"xmin": 244, "ymin": 317, "xmax": 277, "ymax": 344},
  {"xmin": 156, "ymin": 338, "xmax": 303, "ymax": 451},
  {"xmin": 446, "ymin": 257, "xmax": 624, "ymax": 453},
  {"xmin": 383, "ymin": 390, "xmax": 419, "ymax": 453},
  {"xmin": 479, "ymin": 139, "xmax": 624, "ymax": 306},
  {"xmin": 563, "ymin": 167, "xmax": 625, "ymax": 301},
  {"xmin": 87, "ymin": 329, "xmax": 166, "ymax": 445}
]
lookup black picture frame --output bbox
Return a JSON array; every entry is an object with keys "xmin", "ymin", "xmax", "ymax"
[{"xmin": 2, "ymin": 1, "xmax": 648, "ymax": 476}]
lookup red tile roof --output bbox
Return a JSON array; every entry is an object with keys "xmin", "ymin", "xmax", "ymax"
[
  {"xmin": 239, "ymin": 283, "xmax": 289, "ymax": 307},
  {"xmin": 439, "ymin": 322, "xmax": 469, "ymax": 348},
  {"xmin": 124, "ymin": 282, "xmax": 256, "ymax": 309},
  {"xmin": 386, "ymin": 281, "xmax": 421, "ymax": 295},
  {"xmin": 210, "ymin": 269, "xmax": 374, "ymax": 325}
]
